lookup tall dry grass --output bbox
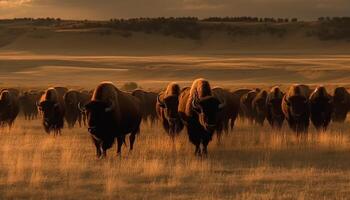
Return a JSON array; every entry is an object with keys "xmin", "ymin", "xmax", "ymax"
[{"xmin": 1, "ymin": 117, "xmax": 350, "ymax": 199}]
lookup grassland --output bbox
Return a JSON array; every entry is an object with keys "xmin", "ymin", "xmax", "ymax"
[
  {"xmin": 1, "ymin": 53, "xmax": 350, "ymax": 90},
  {"xmin": 0, "ymin": 117, "xmax": 350, "ymax": 199}
]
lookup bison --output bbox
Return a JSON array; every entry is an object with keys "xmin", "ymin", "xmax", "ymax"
[
  {"xmin": 64, "ymin": 90, "xmax": 83, "ymax": 128},
  {"xmin": 266, "ymin": 86, "xmax": 285, "ymax": 129},
  {"xmin": 156, "ymin": 83, "xmax": 184, "ymax": 139},
  {"xmin": 231, "ymin": 88, "xmax": 251, "ymax": 127},
  {"xmin": 240, "ymin": 89, "xmax": 259, "ymax": 123},
  {"xmin": 212, "ymin": 87, "xmax": 238, "ymax": 140},
  {"xmin": 282, "ymin": 84, "xmax": 311, "ymax": 134},
  {"xmin": 252, "ymin": 90, "xmax": 268, "ymax": 126},
  {"xmin": 132, "ymin": 89, "xmax": 158, "ymax": 125},
  {"xmin": 80, "ymin": 82, "xmax": 142, "ymax": 159},
  {"xmin": 178, "ymin": 79, "xmax": 225, "ymax": 156},
  {"xmin": 0, "ymin": 89, "xmax": 20, "ymax": 128},
  {"xmin": 78, "ymin": 90, "xmax": 92, "ymax": 126},
  {"xmin": 309, "ymin": 86, "xmax": 333, "ymax": 131},
  {"xmin": 19, "ymin": 91, "xmax": 41, "ymax": 120},
  {"xmin": 332, "ymin": 87, "xmax": 350, "ymax": 123},
  {"xmin": 37, "ymin": 87, "xmax": 65, "ymax": 135}
]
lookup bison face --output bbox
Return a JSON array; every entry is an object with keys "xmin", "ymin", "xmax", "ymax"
[
  {"xmin": 267, "ymin": 98, "xmax": 283, "ymax": 118},
  {"xmin": 286, "ymin": 96, "xmax": 308, "ymax": 119},
  {"xmin": 158, "ymin": 95, "xmax": 180, "ymax": 126},
  {"xmin": 332, "ymin": 97, "xmax": 347, "ymax": 122},
  {"xmin": 254, "ymin": 99, "xmax": 266, "ymax": 116},
  {"xmin": 84, "ymin": 101, "xmax": 115, "ymax": 137},
  {"xmin": 38, "ymin": 101, "xmax": 60, "ymax": 129},
  {"xmin": 192, "ymin": 96, "xmax": 225, "ymax": 132}
]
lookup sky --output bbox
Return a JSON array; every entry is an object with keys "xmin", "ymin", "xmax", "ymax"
[{"xmin": 0, "ymin": 0, "xmax": 349, "ymax": 20}]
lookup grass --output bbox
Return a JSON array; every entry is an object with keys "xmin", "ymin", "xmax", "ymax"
[{"xmin": 1, "ymin": 117, "xmax": 350, "ymax": 199}]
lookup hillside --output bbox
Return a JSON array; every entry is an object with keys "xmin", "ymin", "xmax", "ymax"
[{"xmin": 0, "ymin": 18, "xmax": 350, "ymax": 55}]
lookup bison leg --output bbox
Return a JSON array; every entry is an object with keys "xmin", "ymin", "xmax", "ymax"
[
  {"xmin": 78, "ymin": 114, "xmax": 82, "ymax": 127},
  {"xmin": 92, "ymin": 138, "xmax": 102, "ymax": 158},
  {"xmin": 129, "ymin": 125, "xmax": 140, "ymax": 151},
  {"xmin": 116, "ymin": 136, "xmax": 124, "ymax": 156},
  {"xmin": 202, "ymin": 145, "xmax": 208, "ymax": 157},
  {"xmin": 202, "ymin": 139, "xmax": 210, "ymax": 157},
  {"xmin": 129, "ymin": 133, "xmax": 136, "ymax": 151},
  {"xmin": 194, "ymin": 145, "xmax": 201, "ymax": 156}
]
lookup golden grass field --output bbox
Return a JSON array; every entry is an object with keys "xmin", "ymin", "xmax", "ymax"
[{"xmin": 1, "ymin": 117, "xmax": 350, "ymax": 199}]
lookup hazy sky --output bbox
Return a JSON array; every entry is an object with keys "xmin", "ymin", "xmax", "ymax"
[{"xmin": 0, "ymin": 0, "xmax": 349, "ymax": 20}]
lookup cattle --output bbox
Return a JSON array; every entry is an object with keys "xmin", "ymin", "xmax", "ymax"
[
  {"xmin": 19, "ymin": 91, "xmax": 41, "ymax": 120},
  {"xmin": 309, "ymin": 86, "xmax": 333, "ymax": 131},
  {"xmin": 240, "ymin": 89, "xmax": 259, "ymax": 123},
  {"xmin": 266, "ymin": 86, "xmax": 285, "ymax": 129},
  {"xmin": 282, "ymin": 84, "xmax": 311, "ymax": 134},
  {"xmin": 0, "ymin": 89, "xmax": 20, "ymax": 128},
  {"xmin": 64, "ymin": 90, "xmax": 83, "ymax": 128},
  {"xmin": 37, "ymin": 88, "xmax": 65, "ymax": 135},
  {"xmin": 80, "ymin": 82, "xmax": 142, "ymax": 159},
  {"xmin": 178, "ymin": 79, "xmax": 225, "ymax": 156},
  {"xmin": 332, "ymin": 87, "xmax": 350, "ymax": 122},
  {"xmin": 156, "ymin": 83, "xmax": 184, "ymax": 139},
  {"xmin": 231, "ymin": 88, "xmax": 251, "ymax": 127},
  {"xmin": 252, "ymin": 90, "xmax": 268, "ymax": 126},
  {"xmin": 212, "ymin": 87, "xmax": 238, "ymax": 140}
]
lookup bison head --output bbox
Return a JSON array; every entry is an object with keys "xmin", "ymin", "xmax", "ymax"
[
  {"xmin": 81, "ymin": 100, "xmax": 115, "ymax": 138},
  {"xmin": 192, "ymin": 94, "xmax": 225, "ymax": 132},
  {"xmin": 285, "ymin": 96, "xmax": 308, "ymax": 119},
  {"xmin": 157, "ymin": 94, "xmax": 180, "ymax": 126},
  {"xmin": 267, "ymin": 97, "xmax": 284, "ymax": 119},
  {"xmin": 332, "ymin": 89, "xmax": 348, "ymax": 122},
  {"xmin": 37, "ymin": 101, "xmax": 60, "ymax": 132}
]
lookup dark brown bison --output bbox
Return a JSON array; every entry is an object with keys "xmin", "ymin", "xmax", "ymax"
[
  {"xmin": 252, "ymin": 90, "xmax": 268, "ymax": 126},
  {"xmin": 282, "ymin": 84, "xmax": 311, "ymax": 134},
  {"xmin": 37, "ymin": 87, "xmax": 65, "ymax": 135},
  {"xmin": 78, "ymin": 90, "xmax": 92, "ymax": 126},
  {"xmin": 80, "ymin": 82, "xmax": 142, "ymax": 159},
  {"xmin": 132, "ymin": 89, "xmax": 158, "ymax": 125},
  {"xmin": 266, "ymin": 86, "xmax": 285, "ymax": 129},
  {"xmin": 156, "ymin": 83, "xmax": 184, "ymax": 139},
  {"xmin": 19, "ymin": 91, "xmax": 41, "ymax": 120},
  {"xmin": 64, "ymin": 90, "xmax": 83, "ymax": 128},
  {"xmin": 178, "ymin": 79, "xmax": 225, "ymax": 156},
  {"xmin": 332, "ymin": 87, "xmax": 350, "ymax": 122},
  {"xmin": 240, "ymin": 89, "xmax": 259, "ymax": 123},
  {"xmin": 231, "ymin": 88, "xmax": 251, "ymax": 127},
  {"xmin": 212, "ymin": 87, "xmax": 238, "ymax": 139},
  {"xmin": 0, "ymin": 89, "xmax": 20, "ymax": 128},
  {"xmin": 309, "ymin": 86, "xmax": 333, "ymax": 131}
]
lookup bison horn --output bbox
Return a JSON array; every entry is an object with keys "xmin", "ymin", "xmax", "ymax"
[
  {"xmin": 157, "ymin": 94, "xmax": 166, "ymax": 107},
  {"xmin": 105, "ymin": 101, "xmax": 115, "ymax": 112},
  {"xmin": 78, "ymin": 102, "xmax": 86, "ymax": 112}
]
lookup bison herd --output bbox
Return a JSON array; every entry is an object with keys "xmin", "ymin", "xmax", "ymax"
[{"xmin": 1, "ymin": 79, "xmax": 350, "ymax": 158}]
